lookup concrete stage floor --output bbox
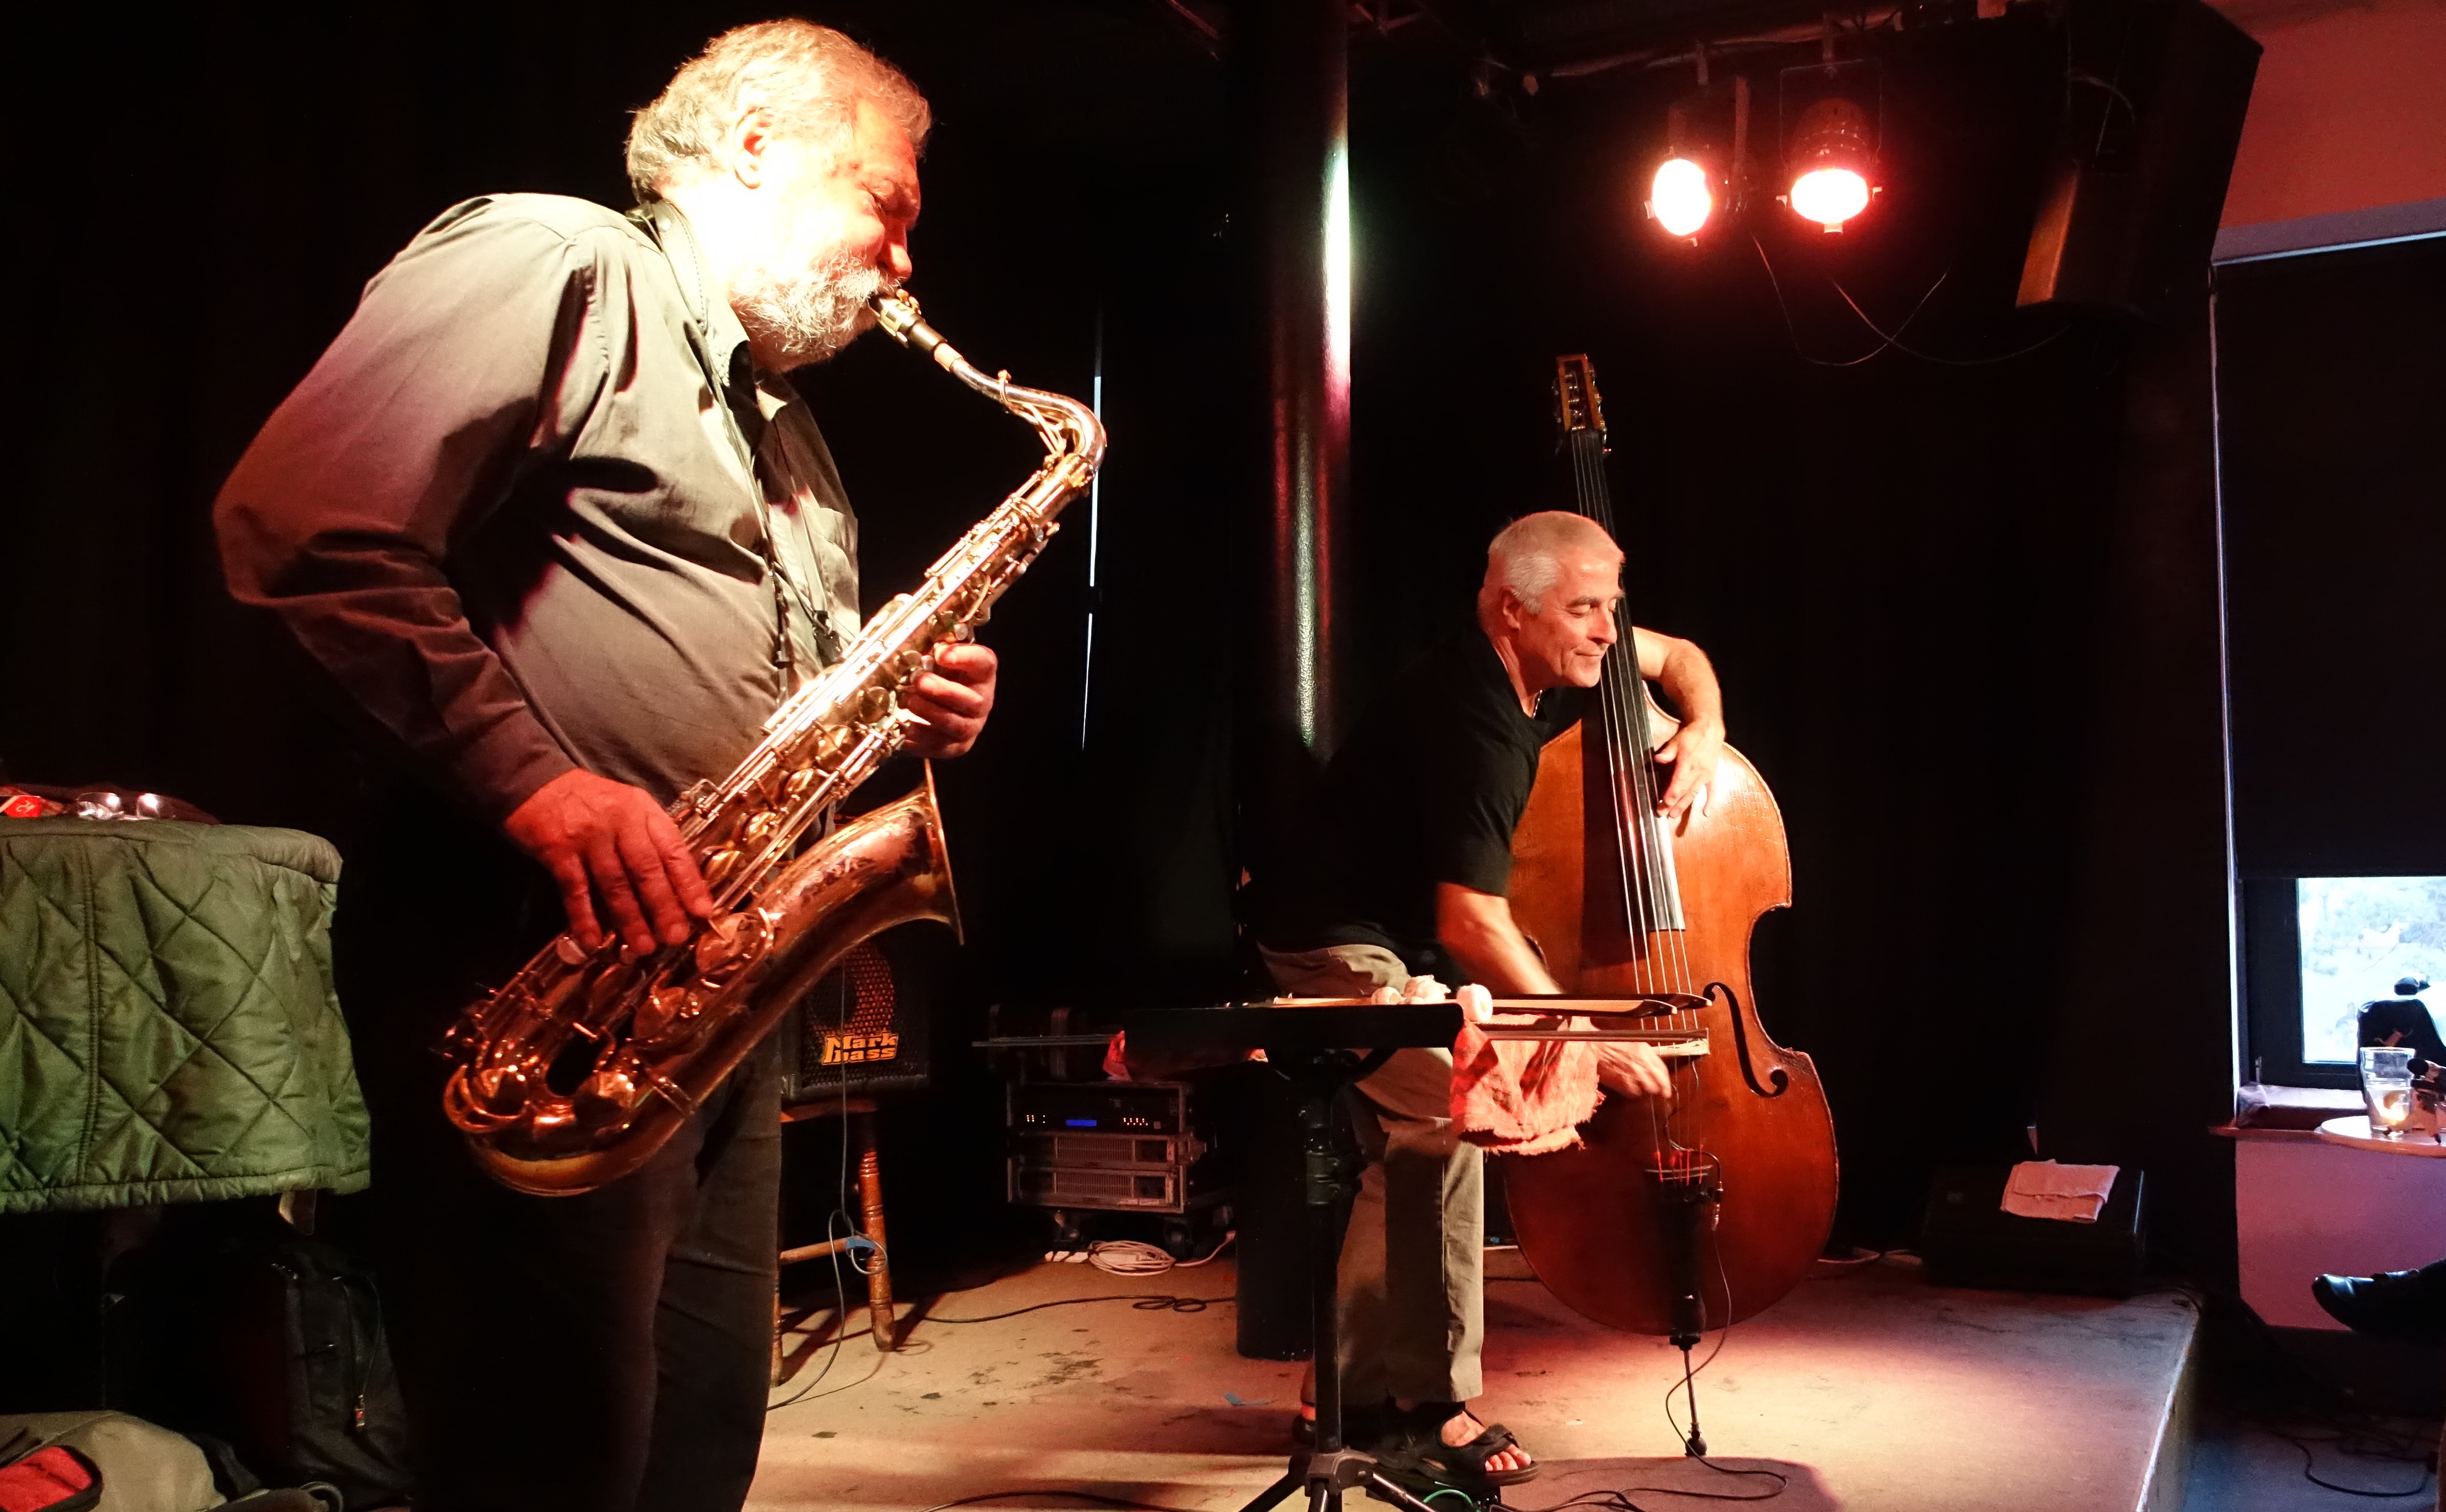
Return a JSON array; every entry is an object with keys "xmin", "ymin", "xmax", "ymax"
[{"xmin": 751, "ymin": 1250, "xmax": 2201, "ymax": 1512}]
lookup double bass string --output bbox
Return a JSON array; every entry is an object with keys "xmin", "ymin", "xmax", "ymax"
[
  {"xmin": 1571, "ymin": 409, "xmax": 1694, "ymax": 1169},
  {"xmin": 1575, "ymin": 425, "xmax": 1702, "ymax": 1164},
  {"xmin": 1573, "ymin": 431, "xmax": 1647, "ymax": 988},
  {"xmin": 1578, "ymin": 432, "xmax": 1651, "ymax": 992},
  {"xmin": 1574, "ymin": 428, "xmax": 1697, "ymax": 1005}
]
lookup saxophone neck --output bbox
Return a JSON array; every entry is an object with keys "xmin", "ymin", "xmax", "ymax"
[
  {"xmin": 870, "ymin": 289, "xmax": 1105, "ymax": 471},
  {"xmin": 871, "ymin": 287, "xmax": 960, "ymax": 370}
]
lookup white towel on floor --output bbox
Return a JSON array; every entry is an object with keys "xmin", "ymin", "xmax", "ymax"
[{"xmin": 2000, "ymin": 1160, "xmax": 2120, "ymax": 1223}]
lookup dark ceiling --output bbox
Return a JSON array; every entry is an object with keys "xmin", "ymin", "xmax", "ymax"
[
  {"xmin": 1152, "ymin": 0, "xmax": 1935, "ymax": 76},
  {"xmin": 1462, "ymin": 0, "xmax": 1902, "ymax": 66},
  {"xmin": 809, "ymin": 0, "xmax": 1938, "ymax": 197}
]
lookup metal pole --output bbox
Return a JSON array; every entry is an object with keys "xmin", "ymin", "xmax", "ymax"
[
  {"xmin": 1250, "ymin": 0, "xmax": 1352, "ymax": 779},
  {"xmin": 1232, "ymin": 0, "xmax": 1353, "ymax": 1367}
]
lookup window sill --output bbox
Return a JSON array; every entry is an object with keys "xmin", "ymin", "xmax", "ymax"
[
  {"xmin": 2212, "ymin": 1123, "xmax": 2323, "ymax": 1142},
  {"xmin": 2212, "ymin": 1082, "xmax": 2362, "ymax": 1140}
]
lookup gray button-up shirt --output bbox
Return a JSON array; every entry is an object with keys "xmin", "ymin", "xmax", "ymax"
[{"xmin": 216, "ymin": 194, "xmax": 861, "ymax": 820}]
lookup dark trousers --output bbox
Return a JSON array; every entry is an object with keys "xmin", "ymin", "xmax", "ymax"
[{"xmin": 338, "ymin": 784, "xmax": 780, "ymax": 1512}]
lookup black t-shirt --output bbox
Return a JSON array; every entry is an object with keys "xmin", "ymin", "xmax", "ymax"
[{"xmin": 1259, "ymin": 631, "xmax": 1586, "ymax": 977}]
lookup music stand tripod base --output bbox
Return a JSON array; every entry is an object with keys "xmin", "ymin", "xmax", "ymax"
[
  {"xmin": 1231, "ymin": 1047, "xmax": 1448, "ymax": 1512},
  {"xmin": 1125, "ymin": 1006, "xmax": 1471, "ymax": 1511}
]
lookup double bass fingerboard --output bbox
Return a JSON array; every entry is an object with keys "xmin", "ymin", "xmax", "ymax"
[{"xmin": 1554, "ymin": 355, "xmax": 1686, "ymax": 941}]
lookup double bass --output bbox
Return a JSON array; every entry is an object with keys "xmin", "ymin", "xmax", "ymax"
[{"xmin": 1501, "ymin": 355, "xmax": 1838, "ymax": 1343}]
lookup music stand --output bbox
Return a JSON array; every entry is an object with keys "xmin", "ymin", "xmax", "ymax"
[{"xmin": 1129, "ymin": 1004, "xmax": 1464, "ymax": 1512}]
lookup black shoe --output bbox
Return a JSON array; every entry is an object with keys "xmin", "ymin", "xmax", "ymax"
[{"xmin": 2311, "ymin": 1270, "xmax": 2446, "ymax": 1345}]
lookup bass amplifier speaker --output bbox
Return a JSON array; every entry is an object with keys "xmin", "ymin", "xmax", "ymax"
[
  {"xmin": 2016, "ymin": 0, "xmax": 2259, "ymax": 326},
  {"xmin": 776, "ymin": 930, "xmax": 936, "ymax": 1104},
  {"xmin": 1919, "ymin": 1164, "xmax": 2149, "ymax": 1299}
]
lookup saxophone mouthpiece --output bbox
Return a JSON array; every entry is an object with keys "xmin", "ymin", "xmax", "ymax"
[{"xmin": 870, "ymin": 288, "xmax": 964, "ymax": 372}]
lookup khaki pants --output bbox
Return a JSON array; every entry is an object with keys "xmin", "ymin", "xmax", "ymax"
[{"xmin": 1259, "ymin": 942, "xmax": 1485, "ymax": 1406}]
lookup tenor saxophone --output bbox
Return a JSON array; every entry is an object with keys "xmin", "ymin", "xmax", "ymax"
[{"xmin": 440, "ymin": 290, "xmax": 1105, "ymax": 1194}]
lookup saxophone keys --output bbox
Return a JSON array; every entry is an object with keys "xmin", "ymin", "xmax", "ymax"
[
  {"xmin": 471, "ymin": 1059, "xmax": 537, "ymax": 1116},
  {"xmin": 633, "ymin": 985, "xmax": 701, "ymax": 1044},
  {"xmin": 554, "ymin": 933, "xmax": 587, "ymax": 966},
  {"xmin": 576, "ymin": 1065, "xmax": 640, "ymax": 1131},
  {"xmin": 441, "ymin": 1066, "xmax": 520, "ymax": 1133},
  {"xmin": 691, "ymin": 911, "xmax": 771, "ymax": 981},
  {"xmin": 694, "ymin": 920, "xmax": 737, "ymax": 975},
  {"xmin": 697, "ymin": 807, "xmax": 746, "ymax": 848},
  {"xmin": 525, "ymin": 1099, "xmax": 581, "ymax": 1149},
  {"xmin": 701, "ymin": 848, "xmax": 744, "ymax": 890}
]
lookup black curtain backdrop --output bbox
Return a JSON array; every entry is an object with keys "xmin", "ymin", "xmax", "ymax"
[
  {"xmin": 3, "ymin": 3, "xmax": 2243, "ymax": 1282},
  {"xmin": 2218, "ymin": 237, "xmax": 2446, "ymax": 882}
]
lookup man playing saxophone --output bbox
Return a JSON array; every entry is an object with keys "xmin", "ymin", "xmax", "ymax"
[{"xmin": 216, "ymin": 23, "xmax": 975, "ymax": 1512}]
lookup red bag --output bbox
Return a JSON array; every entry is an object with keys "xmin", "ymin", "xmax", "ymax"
[{"xmin": 0, "ymin": 1446, "xmax": 99, "ymax": 1512}]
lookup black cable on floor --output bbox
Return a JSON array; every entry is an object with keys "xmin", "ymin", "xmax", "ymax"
[
  {"xmin": 2210, "ymin": 1287, "xmax": 2440, "ymax": 1498},
  {"xmin": 2264, "ymin": 1420, "xmax": 2435, "ymax": 1500},
  {"xmin": 926, "ymin": 1294, "xmax": 1229, "ymax": 1323},
  {"xmin": 914, "ymin": 1491, "xmax": 1209, "ymax": 1512},
  {"xmin": 766, "ymin": 1345, "xmax": 890, "ymax": 1412},
  {"xmin": 1499, "ymin": 1456, "xmax": 1789, "ymax": 1512},
  {"xmin": 767, "ymin": 1292, "xmax": 1229, "ymax": 1413}
]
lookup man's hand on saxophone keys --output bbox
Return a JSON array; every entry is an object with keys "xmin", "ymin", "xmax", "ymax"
[
  {"xmin": 503, "ymin": 769, "xmax": 718, "ymax": 958},
  {"xmin": 902, "ymin": 641, "xmax": 998, "ymax": 759}
]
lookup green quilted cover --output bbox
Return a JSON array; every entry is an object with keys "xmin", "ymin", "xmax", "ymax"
[{"xmin": 0, "ymin": 818, "xmax": 370, "ymax": 1211}]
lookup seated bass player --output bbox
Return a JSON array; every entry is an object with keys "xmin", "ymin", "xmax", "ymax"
[{"xmin": 1255, "ymin": 510, "xmax": 1726, "ymax": 1497}]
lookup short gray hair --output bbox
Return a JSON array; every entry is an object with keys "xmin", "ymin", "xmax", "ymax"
[
  {"xmin": 1482, "ymin": 511, "xmax": 1619, "ymax": 613},
  {"xmin": 626, "ymin": 20, "xmax": 931, "ymax": 205}
]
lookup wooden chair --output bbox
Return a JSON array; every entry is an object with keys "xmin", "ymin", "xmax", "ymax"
[{"xmin": 772, "ymin": 1095, "xmax": 896, "ymax": 1384}]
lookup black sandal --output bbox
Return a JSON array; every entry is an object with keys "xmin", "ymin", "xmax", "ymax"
[{"xmin": 1375, "ymin": 1402, "xmax": 1541, "ymax": 1491}]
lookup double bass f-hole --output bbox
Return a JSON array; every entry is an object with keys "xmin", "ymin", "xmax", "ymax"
[{"xmin": 1710, "ymin": 980, "xmax": 1792, "ymax": 1099}]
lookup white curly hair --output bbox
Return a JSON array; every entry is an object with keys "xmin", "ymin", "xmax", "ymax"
[{"xmin": 625, "ymin": 20, "xmax": 931, "ymax": 204}]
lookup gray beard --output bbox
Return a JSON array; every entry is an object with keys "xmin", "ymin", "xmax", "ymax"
[{"xmin": 732, "ymin": 246, "xmax": 887, "ymax": 370}]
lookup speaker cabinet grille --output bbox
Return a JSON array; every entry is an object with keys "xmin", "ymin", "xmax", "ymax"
[{"xmin": 778, "ymin": 934, "xmax": 935, "ymax": 1104}]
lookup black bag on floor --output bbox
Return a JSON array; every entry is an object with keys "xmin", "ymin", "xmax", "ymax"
[
  {"xmin": 1918, "ymin": 1164, "xmax": 2149, "ymax": 1299},
  {"xmin": 107, "ymin": 1207, "xmax": 410, "ymax": 1510}
]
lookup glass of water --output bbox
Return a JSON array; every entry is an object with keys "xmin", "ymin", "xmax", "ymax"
[{"xmin": 2360, "ymin": 1046, "xmax": 2417, "ymax": 1137}]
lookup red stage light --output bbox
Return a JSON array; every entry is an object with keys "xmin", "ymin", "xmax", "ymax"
[
  {"xmin": 1790, "ymin": 166, "xmax": 1870, "ymax": 230},
  {"xmin": 1646, "ymin": 68, "xmax": 1749, "ymax": 244},
  {"xmin": 1785, "ymin": 95, "xmax": 1876, "ymax": 232},
  {"xmin": 1649, "ymin": 157, "xmax": 1714, "ymax": 238}
]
